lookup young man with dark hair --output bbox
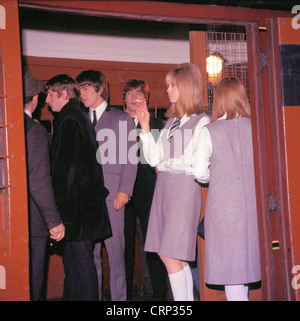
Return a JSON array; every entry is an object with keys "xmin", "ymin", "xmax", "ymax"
[
  {"xmin": 123, "ymin": 79, "xmax": 168, "ymax": 300},
  {"xmin": 76, "ymin": 70, "xmax": 137, "ymax": 301},
  {"xmin": 46, "ymin": 74, "xmax": 111, "ymax": 301}
]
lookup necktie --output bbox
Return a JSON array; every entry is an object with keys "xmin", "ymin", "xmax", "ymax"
[
  {"xmin": 93, "ymin": 110, "xmax": 97, "ymax": 127},
  {"xmin": 167, "ymin": 117, "xmax": 181, "ymax": 142},
  {"xmin": 132, "ymin": 117, "xmax": 137, "ymax": 127},
  {"xmin": 132, "ymin": 117, "xmax": 141, "ymax": 157}
]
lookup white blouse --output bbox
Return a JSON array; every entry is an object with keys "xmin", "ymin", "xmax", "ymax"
[
  {"xmin": 193, "ymin": 114, "xmax": 232, "ymax": 183},
  {"xmin": 192, "ymin": 126, "xmax": 212, "ymax": 183},
  {"xmin": 140, "ymin": 113, "xmax": 210, "ymax": 177}
]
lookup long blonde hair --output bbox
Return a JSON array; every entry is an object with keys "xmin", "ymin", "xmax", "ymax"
[
  {"xmin": 165, "ymin": 63, "xmax": 205, "ymax": 118},
  {"xmin": 211, "ymin": 77, "xmax": 251, "ymax": 121}
]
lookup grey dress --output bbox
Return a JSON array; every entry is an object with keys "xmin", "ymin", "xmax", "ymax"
[
  {"xmin": 204, "ymin": 117, "xmax": 261, "ymax": 285},
  {"xmin": 144, "ymin": 113, "xmax": 207, "ymax": 261}
]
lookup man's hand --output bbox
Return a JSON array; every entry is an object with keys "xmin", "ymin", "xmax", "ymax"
[
  {"xmin": 50, "ymin": 223, "xmax": 65, "ymax": 241},
  {"xmin": 114, "ymin": 192, "xmax": 129, "ymax": 211}
]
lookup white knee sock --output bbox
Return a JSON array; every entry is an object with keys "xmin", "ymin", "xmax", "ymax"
[
  {"xmin": 168, "ymin": 269, "xmax": 188, "ymax": 301},
  {"xmin": 183, "ymin": 265, "xmax": 194, "ymax": 301},
  {"xmin": 225, "ymin": 284, "xmax": 249, "ymax": 301}
]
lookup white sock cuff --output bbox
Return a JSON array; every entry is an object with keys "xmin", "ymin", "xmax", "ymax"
[
  {"xmin": 168, "ymin": 269, "xmax": 187, "ymax": 301},
  {"xmin": 183, "ymin": 264, "xmax": 192, "ymax": 274},
  {"xmin": 168, "ymin": 269, "xmax": 185, "ymax": 279}
]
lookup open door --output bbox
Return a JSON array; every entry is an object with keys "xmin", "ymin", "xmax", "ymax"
[
  {"xmin": 190, "ymin": 27, "xmax": 262, "ymax": 301},
  {"xmin": 264, "ymin": 17, "xmax": 299, "ymax": 301},
  {"xmin": 190, "ymin": 17, "xmax": 299, "ymax": 301},
  {"xmin": 247, "ymin": 17, "xmax": 299, "ymax": 301},
  {"xmin": 0, "ymin": 0, "xmax": 29, "ymax": 301}
]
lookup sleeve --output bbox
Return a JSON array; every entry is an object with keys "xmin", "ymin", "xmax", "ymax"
[
  {"xmin": 139, "ymin": 130, "xmax": 164, "ymax": 167},
  {"xmin": 27, "ymin": 124, "xmax": 62, "ymax": 230},
  {"xmin": 192, "ymin": 126, "xmax": 212, "ymax": 183},
  {"xmin": 117, "ymin": 113, "xmax": 138, "ymax": 197}
]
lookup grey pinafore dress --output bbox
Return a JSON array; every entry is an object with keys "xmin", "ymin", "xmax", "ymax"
[
  {"xmin": 204, "ymin": 118, "xmax": 261, "ymax": 285},
  {"xmin": 144, "ymin": 113, "xmax": 206, "ymax": 261}
]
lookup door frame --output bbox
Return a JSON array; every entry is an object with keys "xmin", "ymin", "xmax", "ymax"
[
  {"xmin": 0, "ymin": 0, "xmax": 29, "ymax": 300},
  {"xmin": 18, "ymin": 2, "xmax": 294, "ymax": 300},
  {"xmin": 247, "ymin": 19, "xmax": 296, "ymax": 301},
  {"xmin": 266, "ymin": 18, "xmax": 295, "ymax": 301}
]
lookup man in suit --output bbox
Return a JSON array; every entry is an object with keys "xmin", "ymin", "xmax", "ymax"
[
  {"xmin": 23, "ymin": 66, "xmax": 65, "ymax": 301},
  {"xmin": 76, "ymin": 70, "xmax": 137, "ymax": 301},
  {"xmin": 123, "ymin": 79, "xmax": 168, "ymax": 300},
  {"xmin": 45, "ymin": 74, "xmax": 111, "ymax": 301}
]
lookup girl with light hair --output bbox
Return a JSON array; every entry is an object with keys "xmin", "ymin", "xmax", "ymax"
[{"xmin": 136, "ymin": 62, "xmax": 210, "ymax": 301}]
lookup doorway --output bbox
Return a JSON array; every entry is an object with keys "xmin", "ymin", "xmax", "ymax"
[{"xmin": 18, "ymin": 3, "xmax": 291, "ymax": 301}]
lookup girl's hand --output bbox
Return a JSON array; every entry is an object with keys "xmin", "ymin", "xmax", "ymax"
[{"xmin": 136, "ymin": 100, "xmax": 150, "ymax": 134}]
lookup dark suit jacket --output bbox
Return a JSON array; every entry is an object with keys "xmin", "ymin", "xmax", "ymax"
[
  {"xmin": 51, "ymin": 98, "xmax": 111, "ymax": 241},
  {"xmin": 95, "ymin": 106, "xmax": 138, "ymax": 202},
  {"xmin": 24, "ymin": 113, "xmax": 62, "ymax": 238}
]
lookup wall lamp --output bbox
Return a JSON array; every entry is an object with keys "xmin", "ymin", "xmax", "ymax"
[{"xmin": 206, "ymin": 52, "xmax": 224, "ymax": 84}]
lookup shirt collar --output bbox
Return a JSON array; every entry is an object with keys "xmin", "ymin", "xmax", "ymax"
[
  {"xmin": 132, "ymin": 115, "xmax": 138, "ymax": 127},
  {"xmin": 180, "ymin": 113, "xmax": 195, "ymax": 126},
  {"xmin": 217, "ymin": 113, "xmax": 227, "ymax": 120},
  {"xmin": 91, "ymin": 100, "xmax": 107, "ymax": 113},
  {"xmin": 89, "ymin": 100, "xmax": 107, "ymax": 119},
  {"xmin": 24, "ymin": 109, "xmax": 32, "ymax": 118}
]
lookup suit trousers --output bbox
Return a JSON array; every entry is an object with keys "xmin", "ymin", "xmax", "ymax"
[
  {"xmin": 29, "ymin": 237, "xmax": 48, "ymax": 301},
  {"xmin": 125, "ymin": 197, "xmax": 168, "ymax": 300},
  {"xmin": 62, "ymin": 239, "xmax": 98, "ymax": 301},
  {"xmin": 94, "ymin": 200, "xmax": 126, "ymax": 301}
]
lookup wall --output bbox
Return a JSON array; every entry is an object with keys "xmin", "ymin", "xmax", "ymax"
[
  {"xmin": 22, "ymin": 29, "xmax": 190, "ymax": 64},
  {"xmin": 25, "ymin": 56, "xmax": 177, "ymax": 123}
]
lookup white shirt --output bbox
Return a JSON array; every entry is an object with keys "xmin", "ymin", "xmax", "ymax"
[
  {"xmin": 24, "ymin": 109, "xmax": 32, "ymax": 118},
  {"xmin": 132, "ymin": 115, "xmax": 138, "ymax": 127},
  {"xmin": 89, "ymin": 100, "xmax": 108, "ymax": 123},
  {"xmin": 193, "ymin": 114, "xmax": 229, "ymax": 183},
  {"xmin": 140, "ymin": 113, "xmax": 210, "ymax": 176},
  {"xmin": 192, "ymin": 126, "xmax": 211, "ymax": 183}
]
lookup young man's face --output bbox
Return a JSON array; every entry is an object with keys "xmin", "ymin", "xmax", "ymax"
[
  {"xmin": 124, "ymin": 86, "xmax": 146, "ymax": 117},
  {"xmin": 79, "ymin": 84, "xmax": 103, "ymax": 109},
  {"xmin": 46, "ymin": 90, "xmax": 68, "ymax": 112}
]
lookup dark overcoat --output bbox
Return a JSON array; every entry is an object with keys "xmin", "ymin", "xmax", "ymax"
[
  {"xmin": 24, "ymin": 113, "xmax": 62, "ymax": 237},
  {"xmin": 51, "ymin": 98, "xmax": 111, "ymax": 241}
]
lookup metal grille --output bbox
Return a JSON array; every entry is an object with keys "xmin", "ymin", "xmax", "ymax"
[{"xmin": 206, "ymin": 25, "xmax": 248, "ymax": 114}]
